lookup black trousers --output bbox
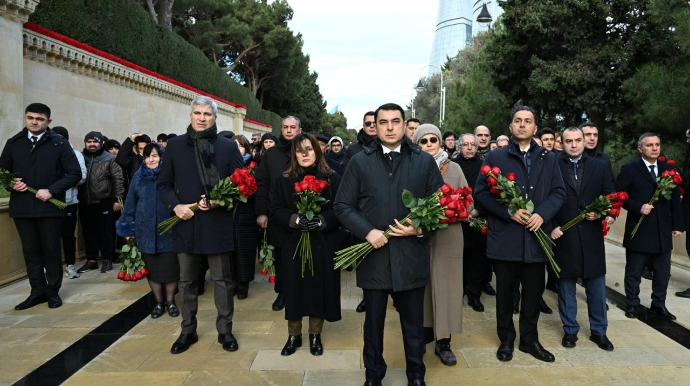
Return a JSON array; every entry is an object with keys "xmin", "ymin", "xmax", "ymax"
[
  {"xmin": 61, "ymin": 204, "xmax": 78, "ymax": 266},
  {"xmin": 79, "ymin": 200, "xmax": 115, "ymax": 260},
  {"xmin": 463, "ymin": 244, "xmax": 486, "ymax": 299},
  {"xmin": 14, "ymin": 217, "xmax": 63, "ymax": 297},
  {"xmin": 625, "ymin": 250, "xmax": 671, "ymax": 308},
  {"xmin": 495, "ymin": 260, "xmax": 545, "ymax": 344},
  {"xmin": 363, "ymin": 286, "xmax": 425, "ymax": 383}
]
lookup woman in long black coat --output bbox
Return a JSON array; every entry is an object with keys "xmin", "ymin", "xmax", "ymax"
[{"xmin": 270, "ymin": 133, "xmax": 341, "ymax": 357}]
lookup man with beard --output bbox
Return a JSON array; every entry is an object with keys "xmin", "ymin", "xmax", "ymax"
[
  {"xmin": 341, "ymin": 111, "xmax": 377, "ymax": 173},
  {"xmin": 158, "ymin": 96, "xmax": 244, "ymax": 354},
  {"xmin": 256, "ymin": 115, "xmax": 302, "ymax": 311},
  {"xmin": 474, "ymin": 125, "xmax": 492, "ymax": 161},
  {"xmin": 325, "ymin": 136, "xmax": 345, "ymax": 175},
  {"xmin": 77, "ymin": 131, "xmax": 125, "ymax": 274}
]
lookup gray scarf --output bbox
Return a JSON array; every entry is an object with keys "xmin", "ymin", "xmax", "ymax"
[
  {"xmin": 433, "ymin": 149, "xmax": 449, "ymax": 169},
  {"xmin": 186, "ymin": 124, "xmax": 220, "ymax": 200}
]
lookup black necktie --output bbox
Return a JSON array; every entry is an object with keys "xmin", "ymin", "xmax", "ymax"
[
  {"xmin": 572, "ymin": 161, "xmax": 578, "ymax": 180},
  {"xmin": 389, "ymin": 151, "xmax": 399, "ymax": 162},
  {"xmin": 649, "ymin": 165, "xmax": 656, "ymax": 180},
  {"xmin": 31, "ymin": 136, "xmax": 38, "ymax": 149}
]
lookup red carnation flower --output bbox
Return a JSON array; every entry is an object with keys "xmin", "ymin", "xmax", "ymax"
[
  {"xmin": 480, "ymin": 227, "xmax": 488, "ymax": 235},
  {"xmin": 609, "ymin": 208, "xmax": 621, "ymax": 217},
  {"xmin": 673, "ymin": 174, "xmax": 682, "ymax": 185},
  {"xmin": 616, "ymin": 192, "xmax": 629, "ymax": 201},
  {"xmin": 480, "ymin": 165, "xmax": 491, "ymax": 175},
  {"xmin": 506, "ymin": 172, "xmax": 516, "ymax": 182},
  {"xmin": 611, "ymin": 201, "xmax": 623, "ymax": 209},
  {"xmin": 487, "ymin": 176, "xmax": 498, "ymax": 186},
  {"xmin": 659, "ymin": 156, "xmax": 666, "ymax": 162},
  {"xmin": 268, "ymin": 275, "xmax": 276, "ymax": 284},
  {"xmin": 668, "ymin": 159, "xmax": 676, "ymax": 166},
  {"xmin": 294, "ymin": 182, "xmax": 302, "ymax": 193},
  {"xmin": 261, "ymin": 269, "xmax": 268, "ymax": 276},
  {"xmin": 440, "ymin": 183, "xmax": 452, "ymax": 195},
  {"xmin": 491, "ymin": 166, "xmax": 501, "ymax": 175},
  {"xmin": 490, "ymin": 186, "xmax": 501, "ymax": 195}
]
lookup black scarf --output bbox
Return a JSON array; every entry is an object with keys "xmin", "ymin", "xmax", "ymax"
[
  {"xmin": 186, "ymin": 123, "xmax": 220, "ymax": 199},
  {"xmin": 325, "ymin": 149, "xmax": 344, "ymax": 164}
]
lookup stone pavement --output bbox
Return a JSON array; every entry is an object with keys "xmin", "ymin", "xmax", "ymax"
[{"xmin": 1, "ymin": 241, "xmax": 690, "ymax": 386}]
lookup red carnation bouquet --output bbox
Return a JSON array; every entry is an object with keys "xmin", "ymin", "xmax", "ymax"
[
  {"xmin": 259, "ymin": 229, "xmax": 276, "ymax": 284},
  {"xmin": 115, "ymin": 198, "xmax": 148, "ymax": 282},
  {"xmin": 480, "ymin": 164, "xmax": 560, "ymax": 276},
  {"xmin": 293, "ymin": 175, "xmax": 329, "ymax": 277},
  {"xmin": 157, "ymin": 167, "xmax": 258, "ymax": 234},
  {"xmin": 559, "ymin": 191, "xmax": 629, "ymax": 232},
  {"xmin": 438, "ymin": 183, "xmax": 473, "ymax": 223},
  {"xmin": 631, "ymin": 168, "xmax": 682, "ymax": 238},
  {"xmin": 469, "ymin": 217, "xmax": 489, "ymax": 235}
]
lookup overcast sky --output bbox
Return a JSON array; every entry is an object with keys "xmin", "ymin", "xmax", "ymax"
[{"xmin": 287, "ymin": 0, "xmax": 439, "ymax": 129}]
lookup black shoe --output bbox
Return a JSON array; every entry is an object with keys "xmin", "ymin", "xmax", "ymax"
[
  {"xmin": 676, "ymin": 289, "xmax": 690, "ymax": 298},
  {"xmin": 218, "ymin": 332, "xmax": 239, "ymax": 352},
  {"xmin": 642, "ymin": 267, "xmax": 653, "ymax": 280},
  {"xmin": 47, "ymin": 294, "xmax": 62, "ymax": 309},
  {"xmin": 356, "ymin": 299, "xmax": 366, "ymax": 313},
  {"xmin": 15, "ymin": 294, "xmax": 47, "ymax": 310},
  {"xmin": 496, "ymin": 341, "xmax": 514, "ymax": 361},
  {"xmin": 513, "ymin": 302, "xmax": 520, "ymax": 314},
  {"xmin": 590, "ymin": 334, "xmax": 614, "ymax": 351},
  {"xmin": 100, "ymin": 260, "xmax": 113, "ymax": 273},
  {"xmin": 649, "ymin": 305, "xmax": 677, "ymax": 321},
  {"xmin": 468, "ymin": 297, "xmax": 485, "ymax": 312},
  {"xmin": 166, "ymin": 301, "xmax": 179, "ymax": 317},
  {"xmin": 151, "ymin": 303, "xmax": 165, "ymax": 319},
  {"xmin": 561, "ymin": 334, "xmax": 578, "ymax": 348},
  {"xmin": 170, "ymin": 333, "xmax": 198, "ymax": 354},
  {"xmin": 483, "ymin": 283, "xmax": 496, "ymax": 296},
  {"xmin": 434, "ymin": 341, "xmax": 457, "ymax": 366},
  {"xmin": 76, "ymin": 260, "xmax": 99, "ymax": 273},
  {"xmin": 625, "ymin": 305, "xmax": 637, "ymax": 319},
  {"xmin": 309, "ymin": 334, "xmax": 323, "ymax": 356},
  {"xmin": 281, "ymin": 335, "xmax": 302, "ymax": 356},
  {"xmin": 272, "ymin": 293, "xmax": 285, "ymax": 311},
  {"xmin": 545, "ymin": 281, "xmax": 559, "ymax": 293},
  {"xmin": 407, "ymin": 380, "xmax": 426, "ymax": 386},
  {"xmin": 237, "ymin": 282, "xmax": 249, "ymax": 300},
  {"xmin": 197, "ymin": 281, "xmax": 205, "ymax": 296},
  {"xmin": 540, "ymin": 298, "xmax": 553, "ymax": 314},
  {"xmin": 519, "ymin": 341, "xmax": 555, "ymax": 362},
  {"xmin": 363, "ymin": 381, "xmax": 382, "ymax": 386}
]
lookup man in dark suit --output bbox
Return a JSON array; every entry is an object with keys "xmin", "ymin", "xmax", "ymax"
[
  {"xmin": 614, "ymin": 132, "xmax": 684, "ymax": 320},
  {"xmin": 675, "ymin": 128, "xmax": 690, "ymax": 298},
  {"xmin": 0, "ymin": 103, "xmax": 81, "ymax": 310},
  {"xmin": 550, "ymin": 127, "xmax": 615, "ymax": 351}
]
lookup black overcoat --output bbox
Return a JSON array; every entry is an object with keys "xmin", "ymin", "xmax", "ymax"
[
  {"xmin": 339, "ymin": 129, "xmax": 374, "ymax": 173},
  {"xmin": 614, "ymin": 156, "xmax": 684, "ymax": 254},
  {"xmin": 232, "ymin": 158, "xmax": 259, "ymax": 283},
  {"xmin": 270, "ymin": 170, "xmax": 342, "ymax": 322},
  {"xmin": 553, "ymin": 155, "xmax": 614, "ymax": 279},
  {"xmin": 255, "ymin": 136, "xmax": 291, "ymax": 245},
  {"xmin": 334, "ymin": 139, "xmax": 444, "ymax": 292},
  {"xmin": 474, "ymin": 139, "xmax": 566, "ymax": 263},
  {"xmin": 681, "ymin": 160, "xmax": 690, "ymax": 227},
  {"xmin": 157, "ymin": 133, "xmax": 244, "ymax": 254},
  {"xmin": 0, "ymin": 128, "xmax": 81, "ymax": 218}
]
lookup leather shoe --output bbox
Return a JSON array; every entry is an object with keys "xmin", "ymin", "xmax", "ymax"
[
  {"xmin": 649, "ymin": 305, "xmax": 677, "ymax": 320},
  {"xmin": 237, "ymin": 282, "xmax": 249, "ymax": 300},
  {"xmin": 540, "ymin": 298, "xmax": 553, "ymax": 314},
  {"xmin": 625, "ymin": 305, "xmax": 637, "ymax": 319},
  {"xmin": 561, "ymin": 334, "xmax": 578, "ymax": 348},
  {"xmin": 170, "ymin": 333, "xmax": 198, "ymax": 354},
  {"xmin": 590, "ymin": 334, "xmax": 614, "ymax": 351},
  {"xmin": 356, "ymin": 299, "xmax": 366, "ymax": 313},
  {"xmin": 407, "ymin": 380, "xmax": 426, "ymax": 386},
  {"xmin": 483, "ymin": 283, "xmax": 496, "ymax": 296},
  {"xmin": 100, "ymin": 260, "xmax": 113, "ymax": 273},
  {"xmin": 496, "ymin": 341, "xmax": 514, "ymax": 361},
  {"xmin": 15, "ymin": 294, "xmax": 47, "ymax": 310},
  {"xmin": 281, "ymin": 335, "xmax": 302, "ymax": 356},
  {"xmin": 434, "ymin": 341, "xmax": 457, "ymax": 366},
  {"xmin": 76, "ymin": 260, "xmax": 99, "ymax": 273},
  {"xmin": 166, "ymin": 301, "xmax": 180, "ymax": 317},
  {"xmin": 272, "ymin": 293, "xmax": 285, "ymax": 311},
  {"xmin": 47, "ymin": 294, "xmax": 62, "ymax": 308},
  {"xmin": 519, "ymin": 341, "xmax": 555, "ymax": 362},
  {"xmin": 151, "ymin": 303, "xmax": 165, "ymax": 319},
  {"xmin": 197, "ymin": 280, "xmax": 206, "ymax": 296},
  {"xmin": 642, "ymin": 266, "xmax": 653, "ymax": 280},
  {"xmin": 218, "ymin": 332, "xmax": 239, "ymax": 352},
  {"xmin": 363, "ymin": 381, "xmax": 381, "ymax": 386},
  {"xmin": 675, "ymin": 289, "xmax": 690, "ymax": 298},
  {"xmin": 309, "ymin": 334, "xmax": 323, "ymax": 356},
  {"xmin": 468, "ymin": 297, "xmax": 485, "ymax": 313},
  {"xmin": 513, "ymin": 301, "xmax": 520, "ymax": 314}
]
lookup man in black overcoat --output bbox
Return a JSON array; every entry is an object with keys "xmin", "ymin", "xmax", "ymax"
[
  {"xmin": 335, "ymin": 103, "xmax": 443, "ymax": 386},
  {"xmin": 474, "ymin": 103, "xmax": 566, "ymax": 363},
  {"xmin": 0, "ymin": 103, "xmax": 81, "ymax": 310},
  {"xmin": 614, "ymin": 132, "xmax": 684, "ymax": 320},
  {"xmin": 550, "ymin": 127, "xmax": 615, "ymax": 351},
  {"xmin": 675, "ymin": 129, "xmax": 690, "ymax": 298},
  {"xmin": 158, "ymin": 96, "xmax": 244, "ymax": 354}
]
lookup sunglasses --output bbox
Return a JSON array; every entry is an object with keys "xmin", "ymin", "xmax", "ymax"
[
  {"xmin": 419, "ymin": 137, "xmax": 438, "ymax": 145},
  {"xmin": 364, "ymin": 121, "xmax": 375, "ymax": 127}
]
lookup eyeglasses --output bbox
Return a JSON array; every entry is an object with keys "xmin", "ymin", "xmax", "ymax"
[
  {"xmin": 460, "ymin": 142, "xmax": 477, "ymax": 147},
  {"xmin": 364, "ymin": 121, "xmax": 375, "ymax": 127},
  {"xmin": 419, "ymin": 137, "xmax": 438, "ymax": 145}
]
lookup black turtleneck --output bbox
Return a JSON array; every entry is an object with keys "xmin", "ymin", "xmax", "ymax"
[{"xmin": 453, "ymin": 155, "xmax": 481, "ymax": 189}]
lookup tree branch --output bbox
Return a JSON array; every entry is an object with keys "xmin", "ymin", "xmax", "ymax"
[{"xmin": 220, "ymin": 42, "xmax": 262, "ymax": 72}]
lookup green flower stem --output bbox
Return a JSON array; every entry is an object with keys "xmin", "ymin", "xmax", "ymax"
[
  {"xmin": 158, "ymin": 204, "xmax": 200, "ymax": 235},
  {"xmin": 24, "ymin": 186, "xmax": 67, "ymax": 209},
  {"xmin": 559, "ymin": 212, "xmax": 587, "ymax": 232}
]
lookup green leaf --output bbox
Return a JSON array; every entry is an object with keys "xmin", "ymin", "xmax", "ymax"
[
  {"xmin": 306, "ymin": 211, "xmax": 314, "ymax": 220},
  {"xmin": 525, "ymin": 200, "xmax": 535, "ymax": 213},
  {"xmin": 412, "ymin": 218, "xmax": 421, "ymax": 228},
  {"xmin": 402, "ymin": 190, "xmax": 415, "ymax": 208}
]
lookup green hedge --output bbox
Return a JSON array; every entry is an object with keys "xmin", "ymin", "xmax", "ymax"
[{"xmin": 30, "ymin": 0, "xmax": 282, "ymax": 132}]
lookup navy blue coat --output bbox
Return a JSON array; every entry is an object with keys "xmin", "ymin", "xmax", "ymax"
[
  {"xmin": 615, "ymin": 156, "xmax": 684, "ymax": 254},
  {"xmin": 553, "ymin": 154, "xmax": 614, "ymax": 279},
  {"xmin": 116, "ymin": 164, "xmax": 172, "ymax": 255},
  {"xmin": 474, "ymin": 139, "xmax": 566, "ymax": 263}
]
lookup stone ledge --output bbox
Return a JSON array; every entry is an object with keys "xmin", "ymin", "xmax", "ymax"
[{"xmin": 0, "ymin": 0, "xmax": 39, "ymax": 23}]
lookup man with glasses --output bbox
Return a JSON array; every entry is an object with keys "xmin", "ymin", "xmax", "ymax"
[
  {"xmin": 251, "ymin": 132, "xmax": 262, "ymax": 146},
  {"xmin": 474, "ymin": 125, "xmax": 492, "ymax": 161},
  {"xmin": 325, "ymin": 136, "xmax": 345, "ymax": 176},
  {"xmin": 341, "ymin": 111, "xmax": 377, "ymax": 174},
  {"xmin": 405, "ymin": 118, "xmax": 421, "ymax": 141}
]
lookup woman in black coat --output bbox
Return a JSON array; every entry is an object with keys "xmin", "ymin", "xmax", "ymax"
[{"xmin": 270, "ymin": 133, "xmax": 342, "ymax": 357}]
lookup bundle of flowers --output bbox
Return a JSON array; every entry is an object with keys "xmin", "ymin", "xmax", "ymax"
[
  {"xmin": 631, "ymin": 168, "xmax": 682, "ymax": 238},
  {"xmin": 293, "ymin": 175, "xmax": 329, "ymax": 277},
  {"xmin": 602, "ymin": 220, "xmax": 611, "ymax": 236},
  {"xmin": 116, "ymin": 197, "xmax": 147, "ymax": 282},
  {"xmin": 439, "ymin": 183, "xmax": 472, "ymax": 223},
  {"xmin": 559, "ymin": 191, "xmax": 629, "ymax": 232},
  {"xmin": 259, "ymin": 229, "xmax": 276, "ymax": 284},
  {"xmin": 0, "ymin": 168, "xmax": 67, "ymax": 209}
]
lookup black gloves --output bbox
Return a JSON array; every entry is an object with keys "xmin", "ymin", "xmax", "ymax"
[{"xmin": 297, "ymin": 215, "xmax": 321, "ymax": 232}]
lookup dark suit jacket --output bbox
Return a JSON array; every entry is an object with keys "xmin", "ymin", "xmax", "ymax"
[
  {"xmin": 553, "ymin": 154, "xmax": 614, "ymax": 279},
  {"xmin": 614, "ymin": 156, "xmax": 684, "ymax": 254}
]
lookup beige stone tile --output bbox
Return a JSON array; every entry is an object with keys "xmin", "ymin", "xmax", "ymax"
[
  {"xmin": 54, "ymin": 313, "xmax": 112, "ymax": 328},
  {"xmin": 607, "ymin": 320, "xmax": 658, "ymax": 334},
  {"xmin": 0, "ymin": 327, "xmax": 50, "ymax": 345},
  {"xmin": 0, "ymin": 341, "xmax": 68, "ymax": 362},
  {"xmin": 317, "ymin": 333, "xmax": 364, "ymax": 350},
  {"xmin": 0, "ymin": 360, "xmax": 42, "ymax": 385},
  {"xmin": 232, "ymin": 309, "xmax": 290, "ymax": 322},
  {"xmin": 425, "ymin": 367, "xmax": 536, "ymax": 386},
  {"xmin": 5, "ymin": 302, "xmax": 93, "ymax": 316},
  {"xmin": 196, "ymin": 321, "xmax": 273, "ymax": 335},
  {"xmin": 82, "ymin": 352, "xmax": 153, "ymax": 373},
  {"xmin": 181, "ymin": 370, "xmax": 304, "ymax": 386},
  {"xmin": 138, "ymin": 350, "xmax": 257, "ymax": 371},
  {"xmin": 128, "ymin": 320, "xmax": 181, "ymax": 336},
  {"xmin": 63, "ymin": 371, "xmax": 190, "ymax": 386},
  {"xmin": 452, "ymin": 333, "xmax": 500, "ymax": 349},
  {"xmin": 32, "ymin": 327, "xmax": 91, "ymax": 344},
  {"xmin": 12, "ymin": 314, "xmax": 70, "ymax": 328},
  {"xmin": 105, "ymin": 334, "xmax": 175, "ymax": 354},
  {"xmin": 302, "ymin": 369, "xmax": 409, "ymax": 386},
  {"xmin": 525, "ymin": 366, "xmax": 648, "ymax": 386},
  {"xmin": 651, "ymin": 347, "xmax": 690, "ymax": 366},
  {"xmin": 558, "ymin": 347, "xmax": 671, "ymax": 367},
  {"xmin": 250, "ymin": 349, "xmax": 361, "ymax": 371},
  {"xmin": 79, "ymin": 300, "xmax": 139, "ymax": 314},
  {"xmin": 604, "ymin": 332, "xmax": 681, "ymax": 348},
  {"xmin": 630, "ymin": 366, "xmax": 690, "ymax": 386},
  {"xmin": 459, "ymin": 348, "xmax": 573, "ymax": 368},
  {"xmin": 0, "ymin": 314, "xmax": 32, "ymax": 328},
  {"xmin": 207, "ymin": 333, "xmax": 286, "ymax": 352}
]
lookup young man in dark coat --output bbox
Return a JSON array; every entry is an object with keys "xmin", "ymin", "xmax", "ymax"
[
  {"xmin": 614, "ymin": 132, "xmax": 684, "ymax": 320},
  {"xmin": 675, "ymin": 129, "xmax": 690, "ymax": 298},
  {"xmin": 550, "ymin": 127, "xmax": 615, "ymax": 351},
  {"xmin": 474, "ymin": 103, "xmax": 566, "ymax": 363},
  {"xmin": 255, "ymin": 115, "xmax": 302, "ymax": 311},
  {"xmin": 0, "ymin": 103, "xmax": 81, "ymax": 310},
  {"xmin": 158, "ymin": 96, "xmax": 244, "ymax": 354},
  {"xmin": 335, "ymin": 103, "xmax": 443, "ymax": 386}
]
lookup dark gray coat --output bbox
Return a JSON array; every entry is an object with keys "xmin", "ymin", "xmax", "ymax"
[{"xmin": 335, "ymin": 139, "xmax": 444, "ymax": 292}]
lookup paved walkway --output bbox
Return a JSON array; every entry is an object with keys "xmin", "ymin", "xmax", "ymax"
[{"xmin": 1, "ymin": 241, "xmax": 690, "ymax": 386}]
